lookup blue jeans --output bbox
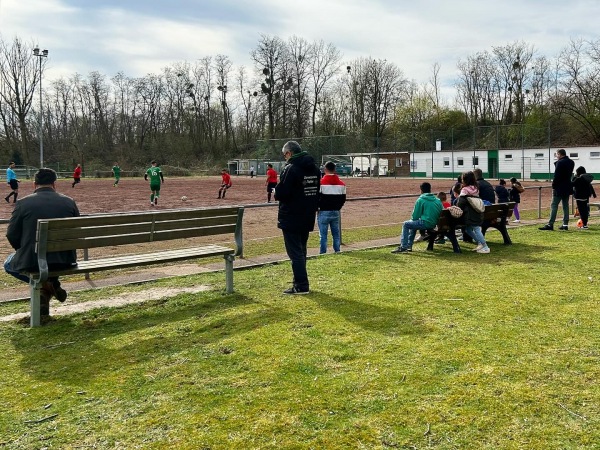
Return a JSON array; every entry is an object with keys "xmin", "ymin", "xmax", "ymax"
[
  {"xmin": 318, "ymin": 210, "xmax": 341, "ymax": 254},
  {"xmin": 548, "ymin": 192, "xmax": 570, "ymax": 226},
  {"xmin": 282, "ymin": 229, "xmax": 310, "ymax": 291},
  {"xmin": 465, "ymin": 225, "xmax": 487, "ymax": 247},
  {"xmin": 4, "ymin": 253, "xmax": 30, "ymax": 283},
  {"xmin": 400, "ymin": 219, "xmax": 429, "ymax": 249}
]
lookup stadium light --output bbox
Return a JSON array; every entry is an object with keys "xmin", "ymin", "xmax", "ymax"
[{"xmin": 33, "ymin": 47, "xmax": 49, "ymax": 168}]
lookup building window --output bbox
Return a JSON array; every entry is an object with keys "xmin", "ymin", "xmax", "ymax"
[
  {"xmin": 504, "ymin": 154, "xmax": 513, "ymax": 161},
  {"xmin": 472, "ymin": 156, "xmax": 479, "ymax": 166},
  {"xmin": 443, "ymin": 157, "xmax": 450, "ymax": 167},
  {"xmin": 457, "ymin": 157, "xmax": 464, "ymax": 166},
  {"xmin": 591, "ymin": 152, "xmax": 600, "ymax": 158},
  {"xmin": 410, "ymin": 160, "xmax": 417, "ymax": 169},
  {"xmin": 395, "ymin": 158, "xmax": 402, "ymax": 166},
  {"xmin": 570, "ymin": 152, "xmax": 579, "ymax": 159},
  {"xmin": 535, "ymin": 153, "xmax": 544, "ymax": 159}
]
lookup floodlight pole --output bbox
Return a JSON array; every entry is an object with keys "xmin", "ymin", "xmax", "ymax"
[{"xmin": 33, "ymin": 47, "xmax": 49, "ymax": 168}]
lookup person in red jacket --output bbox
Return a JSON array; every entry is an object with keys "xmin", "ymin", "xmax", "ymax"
[
  {"xmin": 265, "ymin": 163, "xmax": 278, "ymax": 203},
  {"xmin": 318, "ymin": 161, "xmax": 346, "ymax": 253},
  {"xmin": 218, "ymin": 169, "xmax": 232, "ymax": 199},
  {"xmin": 72, "ymin": 164, "xmax": 82, "ymax": 188}
]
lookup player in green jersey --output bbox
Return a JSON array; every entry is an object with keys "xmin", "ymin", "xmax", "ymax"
[
  {"xmin": 144, "ymin": 160, "xmax": 164, "ymax": 206},
  {"xmin": 112, "ymin": 162, "xmax": 121, "ymax": 187}
]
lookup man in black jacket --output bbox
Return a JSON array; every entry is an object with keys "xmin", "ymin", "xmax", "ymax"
[
  {"xmin": 275, "ymin": 141, "xmax": 320, "ymax": 294},
  {"xmin": 473, "ymin": 168, "xmax": 495, "ymax": 204},
  {"xmin": 539, "ymin": 149, "xmax": 575, "ymax": 230},
  {"xmin": 4, "ymin": 168, "xmax": 80, "ymax": 316}
]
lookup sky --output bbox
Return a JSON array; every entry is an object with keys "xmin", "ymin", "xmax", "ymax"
[{"xmin": 0, "ymin": 0, "xmax": 599, "ymax": 101}]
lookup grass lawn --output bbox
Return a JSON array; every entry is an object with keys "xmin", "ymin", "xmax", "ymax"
[{"xmin": 0, "ymin": 224, "xmax": 599, "ymax": 449}]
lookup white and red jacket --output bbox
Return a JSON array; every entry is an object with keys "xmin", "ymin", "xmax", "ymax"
[{"xmin": 319, "ymin": 173, "xmax": 346, "ymax": 211}]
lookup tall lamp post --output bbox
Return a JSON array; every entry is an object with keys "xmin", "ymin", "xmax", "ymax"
[{"xmin": 33, "ymin": 47, "xmax": 48, "ymax": 168}]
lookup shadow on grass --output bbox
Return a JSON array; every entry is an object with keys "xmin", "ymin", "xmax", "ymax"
[
  {"xmin": 11, "ymin": 292, "xmax": 292, "ymax": 384},
  {"xmin": 308, "ymin": 292, "xmax": 431, "ymax": 337}
]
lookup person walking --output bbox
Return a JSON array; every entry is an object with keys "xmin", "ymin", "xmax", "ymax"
[
  {"xmin": 265, "ymin": 164, "xmax": 278, "ymax": 203},
  {"xmin": 509, "ymin": 177, "xmax": 524, "ymax": 222},
  {"xmin": 391, "ymin": 182, "xmax": 443, "ymax": 253},
  {"xmin": 249, "ymin": 165, "xmax": 255, "ymax": 178},
  {"xmin": 274, "ymin": 141, "xmax": 320, "ymax": 294},
  {"xmin": 572, "ymin": 166, "xmax": 597, "ymax": 230},
  {"xmin": 539, "ymin": 149, "xmax": 575, "ymax": 230},
  {"xmin": 495, "ymin": 179, "xmax": 510, "ymax": 203},
  {"xmin": 218, "ymin": 169, "xmax": 232, "ymax": 199},
  {"xmin": 4, "ymin": 168, "xmax": 79, "ymax": 318},
  {"xmin": 5, "ymin": 162, "xmax": 19, "ymax": 203},
  {"xmin": 144, "ymin": 160, "xmax": 164, "ymax": 206},
  {"xmin": 318, "ymin": 161, "xmax": 346, "ymax": 254},
  {"xmin": 112, "ymin": 162, "xmax": 121, "ymax": 187},
  {"xmin": 72, "ymin": 163, "xmax": 82, "ymax": 188}
]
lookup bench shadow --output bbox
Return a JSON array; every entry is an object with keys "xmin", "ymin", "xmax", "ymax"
[
  {"xmin": 308, "ymin": 292, "xmax": 431, "ymax": 337},
  {"xmin": 11, "ymin": 292, "xmax": 291, "ymax": 384}
]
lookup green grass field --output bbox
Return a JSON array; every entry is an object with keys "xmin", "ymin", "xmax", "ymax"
[{"xmin": 1, "ymin": 224, "xmax": 599, "ymax": 449}]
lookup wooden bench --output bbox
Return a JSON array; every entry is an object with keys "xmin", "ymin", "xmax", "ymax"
[
  {"xmin": 425, "ymin": 202, "xmax": 515, "ymax": 253},
  {"xmin": 24, "ymin": 206, "xmax": 244, "ymax": 327}
]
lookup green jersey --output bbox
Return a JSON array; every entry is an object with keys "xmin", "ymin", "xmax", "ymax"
[
  {"xmin": 146, "ymin": 166, "xmax": 162, "ymax": 185},
  {"xmin": 112, "ymin": 165, "xmax": 121, "ymax": 177}
]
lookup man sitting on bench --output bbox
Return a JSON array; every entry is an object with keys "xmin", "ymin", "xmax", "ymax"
[
  {"xmin": 4, "ymin": 168, "xmax": 80, "ymax": 318},
  {"xmin": 391, "ymin": 182, "xmax": 443, "ymax": 253}
]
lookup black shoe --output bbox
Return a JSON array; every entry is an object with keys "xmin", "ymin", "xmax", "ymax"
[
  {"xmin": 4, "ymin": 197, "xmax": 9, "ymax": 203},
  {"xmin": 52, "ymin": 280, "xmax": 68, "ymax": 303},
  {"xmin": 539, "ymin": 224, "xmax": 554, "ymax": 231},
  {"xmin": 391, "ymin": 247, "xmax": 412, "ymax": 253},
  {"xmin": 283, "ymin": 286, "xmax": 309, "ymax": 295},
  {"xmin": 558, "ymin": 225, "xmax": 568, "ymax": 230}
]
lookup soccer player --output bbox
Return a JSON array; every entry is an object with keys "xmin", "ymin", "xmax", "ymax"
[
  {"xmin": 5, "ymin": 162, "xmax": 19, "ymax": 203},
  {"xmin": 265, "ymin": 163, "xmax": 278, "ymax": 202},
  {"xmin": 112, "ymin": 162, "xmax": 121, "ymax": 187},
  {"xmin": 218, "ymin": 168, "xmax": 232, "ymax": 199},
  {"xmin": 72, "ymin": 164, "xmax": 82, "ymax": 188},
  {"xmin": 144, "ymin": 160, "xmax": 164, "ymax": 206}
]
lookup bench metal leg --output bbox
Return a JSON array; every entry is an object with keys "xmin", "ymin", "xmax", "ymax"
[
  {"xmin": 30, "ymin": 282, "xmax": 41, "ymax": 327},
  {"xmin": 224, "ymin": 254, "xmax": 234, "ymax": 293}
]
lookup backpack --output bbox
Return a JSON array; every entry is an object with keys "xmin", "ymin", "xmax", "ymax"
[
  {"xmin": 514, "ymin": 183, "xmax": 524, "ymax": 193},
  {"xmin": 467, "ymin": 196, "xmax": 485, "ymax": 213}
]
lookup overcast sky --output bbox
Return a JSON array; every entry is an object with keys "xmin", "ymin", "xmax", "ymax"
[{"xmin": 1, "ymin": 0, "xmax": 598, "ymax": 101}]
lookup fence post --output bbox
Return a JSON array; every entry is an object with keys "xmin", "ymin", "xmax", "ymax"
[{"xmin": 537, "ymin": 187, "xmax": 542, "ymax": 219}]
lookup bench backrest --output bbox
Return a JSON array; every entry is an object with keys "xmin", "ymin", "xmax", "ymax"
[
  {"xmin": 36, "ymin": 206, "xmax": 244, "ymax": 256},
  {"xmin": 437, "ymin": 202, "xmax": 515, "ymax": 230}
]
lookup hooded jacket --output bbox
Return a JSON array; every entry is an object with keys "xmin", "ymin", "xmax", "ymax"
[
  {"xmin": 411, "ymin": 193, "xmax": 443, "ymax": 229},
  {"xmin": 275, "ymin": 152, "xmax": 320, "ymax": 232},
  {"xmin": 572, "ymin": 173, "xmax": 597, "ymax": 200}
]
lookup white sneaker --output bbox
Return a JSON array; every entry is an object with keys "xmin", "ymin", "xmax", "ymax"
[
  {"xmin": 472, "ymin": 244, "xmax": 484, "ymax": 252},
  {"xmin": 513, "ymin": 219, "xmax": 520, "ymax": 223},
  {"xmin": 477, "ymin": 246, "xmax": 491, "ymax": 254}
]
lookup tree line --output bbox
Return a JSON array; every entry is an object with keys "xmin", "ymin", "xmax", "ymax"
[{"xmin": 1, "ymin": 34, "xmax": 599, "ymax": 172}]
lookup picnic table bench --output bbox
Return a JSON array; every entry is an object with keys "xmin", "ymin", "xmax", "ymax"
[
  {"xmin": 23, "ymin": 206, "xmax": 244, "ymax": 327},
  {"xmin": 425, "ymin": 202, "xmax": 515, "ymax": 253}
]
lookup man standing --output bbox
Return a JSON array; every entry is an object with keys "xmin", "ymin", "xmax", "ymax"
[
  {"xmin": 250, "ymin": 165, "xmax": 255, "ymax": 178},
  {"xmin": 72, "ymin": 163, "xmax": 82, "ymax": 188},
  {"xmin": 275, "ymin": 141, "xmax": 320, "ymax": 294},
  {"xmin": 318, "ymin": 161, "xmax": 346, "ymax": 254},
  {"xmin": 5, "ymin": 162, "xmax": 19, "ymax": 203},
  {"xmin": 144, "ymin": 160, "xmax": 164, "ymax": 206},
  {"xmin": 265, "ymin": 163, "xmax": 278, "ymax": 203},
  {"xmin": 218, "ymin": 168, "xmax": 232, "ymax": 199},
  {"xmin": 391, "ymin": 182, "xmax": 443, "ymax": 253},
  {"xmin": 539, "ymin": 148, "xmax": 575, "ymax": 231},
  {"xmin": 5, "ymin": 168, "xmax": 79, "ymax": 317},
  {"xmin": 112, "ymin": 162, "xmax": 121, "ymax": 187},
  {"xmin": 473, "ymin": 168, "xmax": 495, "ymax": 204}
]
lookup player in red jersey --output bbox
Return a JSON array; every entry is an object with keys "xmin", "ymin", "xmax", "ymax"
[
  {"xmin": 218, "ymin": 169, "xmax": 232, "ymax": 199},
  {"xmin": 265, "ymin": 163, "xmax": 278, "ymax": 203}
]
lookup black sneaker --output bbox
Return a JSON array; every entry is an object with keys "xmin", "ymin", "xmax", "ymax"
[
  {"xmin": 558, "ymin": 225, "xmax": 568, "ymax": 230},
  {"xmin": 52, "ymin": 280, "xmax": 68, "ymax": 302},
  {"xmin": 283, "ymin": 287, "xmax": 309, "ymax": 295},
  {"xmin": 391, "ymin": 247, "xmax": 412, "ymax": 253},
  {"xmin": 539, "ymin": 224, "xmax": 554, "ymax": 231}
]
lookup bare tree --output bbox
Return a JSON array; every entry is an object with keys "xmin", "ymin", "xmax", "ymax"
[{"xmin": 309, "ymin": 39, "xmax": 341, "ymax": 134}]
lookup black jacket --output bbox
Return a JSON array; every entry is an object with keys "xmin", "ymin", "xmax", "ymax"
[
  {"xmin": 477, "ymin": 178, "xmax": 496, "ymax": 204},
  {"xmin": 457, "ymin": 195, "xmax": 484, "ymax": 226},
  {"xmin": 572, "ymin": 173, "xmax": 597, "ymax": 200},
  {"xmin": 6, "ymin": 187, "xmax": 80, "ymax": 272},
  {"xmin": 274, "ymin": 152, "xmax": 320, "ymax": 232},
  {"xmin": 552, "ymin": 156, "xmax": 575, "ymax": 196},
  {"xmin": 495, "ymin": 185, "xmax": 509, "ymax": 203}
]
